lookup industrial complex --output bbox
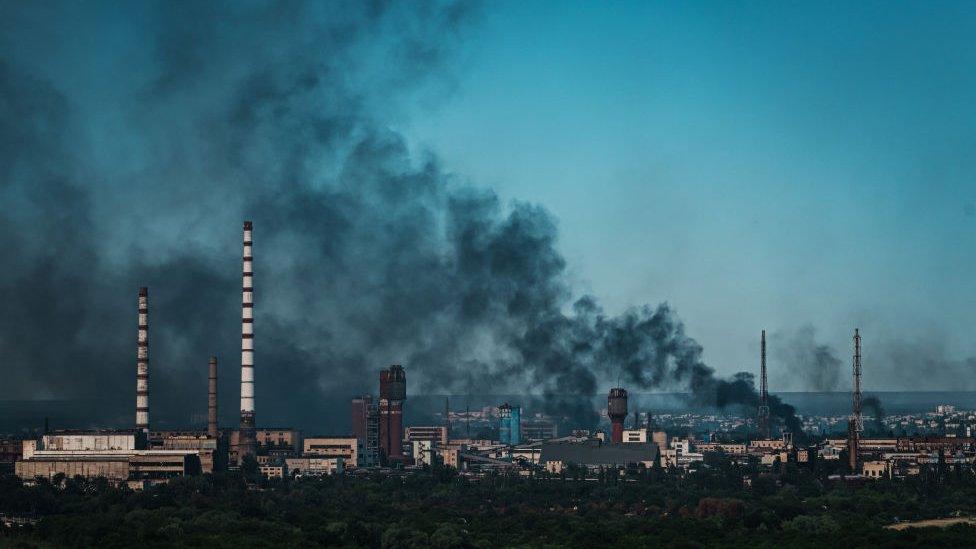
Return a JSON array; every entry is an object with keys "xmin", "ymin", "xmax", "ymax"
[{"xmin": 2, "ymin": 221, "xmax": 974, "ymax": 488}]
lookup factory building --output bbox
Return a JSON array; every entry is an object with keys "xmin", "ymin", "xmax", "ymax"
[
  {"xmin": 437, "ymin": 446, "xmax": 461, "ymax": 469},
  {"xmin": 660, "ymin": 438, "xmax": 704, "ymax": 468},
  {"xmin": 378, "ymin": 365, "xmax": 406, "ymax": 464},
  {"xmin": 259, "ymin": 465, "xmax": 285, "ymax": 479},
  {"xmin": 284, "ymin": 457, "xmax": 344, "ymax": 476},
  {"xmin": 411, "ymin": 440, "xmax": 435, "ymax": 467},
  {"xmin": 17, "ymin": 454, "xmax": 130, "ymax": 483},
  {"xmin": 521, "ymin": 419, "xmax": 558, "ymax": 441},
  {"xmin": 896, "ymin": 437, "xmax": 976, "ymax": 453},
  {"xmin": 840, "ymin": 438, "xmax": 898, "ymax": 452},
  {"xmin": 622, "ymin": 428, "xmax": 647, "ymax": 443},
  {"xmin": 510, "ymin": 444, "xmax": 543, "ymax": 465},
  {"xmin": 405, "ymin": 426, "xmax": 448, "ymax": 447},
  {"xmin": 862, "ymin": 460, "xmax": 891, "ymax": 479},
  {"xmin": 254, "ymin": 428, "xmax": 301, "ymax": 454},
  {"xmin": 351, "ymin": 394, "xmax": 379, "ymax": 465},
  {"xmin": 229, "ymin": 428, "xmax": 301, "ymax": 464},
  {"xmin": 498, "ymin": 404, "xmax": 521, "ymax": 445},
  {"xmin": 749, "ymin": 438, "xmax": 788, "ymax": 451},
  {"xmin": 539, "ymin": 440, "xmax": 658, "ymax": 473},
  {"xmin": 16, "ymin": 431, "xmax": 201, "ymax": 488},
  {"xmin": 150, "ymin": 431, "xmax": 221, "ymax": 474},
  {"xmin": 303, "ymin": 436, "xmax": 361, "ymax": 467},
  {"xmin": 0, "ymin": 438, "xmax": 23, "ymax": 473},
  {"xmin": 38, "ymin": 430, "xmax": 147, "ymax": 451},
  {"xmin": 697, "ymin": 442, "xmax": 748, "ymax": 454}
]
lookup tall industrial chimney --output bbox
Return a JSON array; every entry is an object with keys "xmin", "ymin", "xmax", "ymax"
[
  {"xmin": 136, "ymin": 287, "xmax": 149, "ymax": 433},
  {"xmin": 239, "ymin": 221, "xmax": 257, "ymax": 459},
  {"xmin": 608, "ymin": 388, "xmax": 628, "ymax": 444},
  {"xmin": 758, "ymin": 330, "xmax": 770, "ymax": 439},
  {"xmin": 208, "ymin": 356, "xmax": 218, "ymax": 437},
  {"xmin": 379, "ymin": 365, "xmax": 406, "ymax": 464},
  {"xmin": 848, "ymin": 328, "xmax": 862, "ymax": 472}
]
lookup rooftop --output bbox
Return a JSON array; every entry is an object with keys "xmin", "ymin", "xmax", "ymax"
[{"xmin": 540, "ymin": 440, "xmax": 659, "ymax": 465}]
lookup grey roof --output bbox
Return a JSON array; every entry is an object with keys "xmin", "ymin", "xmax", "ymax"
[{"xmin": 539, "ymin": 440, "xmax": 659, "ymax": 465}]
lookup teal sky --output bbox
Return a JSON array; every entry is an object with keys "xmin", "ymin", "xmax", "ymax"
[
  {"xmin": 3, "ymin": 1, "xmax": 975, "ymax": 409},
  {"xmin": 401, "ymin": 1, "xmax": 976, "ymax": 387}
]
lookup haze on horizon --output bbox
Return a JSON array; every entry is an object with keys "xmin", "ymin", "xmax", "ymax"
[{"xmin": 0, "ymin": 1, "xmax": 974, "ymax": 433}]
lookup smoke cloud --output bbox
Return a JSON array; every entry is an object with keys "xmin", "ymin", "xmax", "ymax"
[
  {"xmin": 861, "ymin": 396, "xmax": 885, "ymax": 433},
  {"xmin": 0, "ymin": 0, "xmax": 799, "ymax": 433},
  {"xmin": 878, "ymin": 339, "xmax": 976, "ymax": 391},
  {"xmin": 771, "ymin": 326, "xmax": 843, "ymax": 392}
]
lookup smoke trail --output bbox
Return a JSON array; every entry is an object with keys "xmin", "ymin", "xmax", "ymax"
[{"xmin": 0, "ymin": 0, "xmax": 801, "ymax": 433}]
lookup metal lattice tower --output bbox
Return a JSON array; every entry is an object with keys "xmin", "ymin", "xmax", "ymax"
[
  {"xmin": 848, "ymin": 328, "xmax": 862, "ymax": 472},
  {"xmin": 852, "ymin": 328, "xmax": 862, "ymax": 433},
  {"xmin": 758, "ymin": 330, "xmax": 770, "ymax": 439}
]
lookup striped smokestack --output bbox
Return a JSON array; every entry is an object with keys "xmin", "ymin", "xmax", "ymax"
[
  {"xmin": 239, "ymin": 221, "xmax": 256, "ymax": 458},
  {"xmin": 136, "ymin": 287, "xmax": 149, "ymax": 433},
  {"xmin": 208, "ymin": 356, "xmax": 218, "ymax": 437}
]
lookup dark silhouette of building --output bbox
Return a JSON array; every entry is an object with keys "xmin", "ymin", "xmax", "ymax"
[{"xmin": 378, "ymin": 365, "xmax": 406, "ymax": 464}]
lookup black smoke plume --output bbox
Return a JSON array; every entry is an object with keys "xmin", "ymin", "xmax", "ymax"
[
  {"xmin": 862, "ymin": 396, "xmax": 885, "ymax": 433},
  {"xmin": 0, "ymin": 0, "xmax": 800, "ymax": 433}
]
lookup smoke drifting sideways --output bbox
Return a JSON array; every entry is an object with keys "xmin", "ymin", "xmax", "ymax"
[
  {"xmin": 0, "ymin": 0, "xmax": 799, "ymax": 433},
  {"xmin": 880, "ymin": 339, "xmax": 976, "ymax": 392},
  {"xmin": 771, "ymin": 326, "xmax": 843, "ymax": 392}
]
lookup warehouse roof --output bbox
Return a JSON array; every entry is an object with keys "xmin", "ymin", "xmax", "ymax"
[{"xmin": 539, "ymin": 440, "xmax": 658, "ymax": 465}]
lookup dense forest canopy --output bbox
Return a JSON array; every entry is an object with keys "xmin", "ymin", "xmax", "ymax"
[{"xmin": 2, "ymin": 456, "xmax": 976, "ymax": 547}]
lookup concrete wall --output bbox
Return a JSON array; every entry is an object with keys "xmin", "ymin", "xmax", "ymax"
[{"xmin": 44, "ymin": 434, "xmax": 136, "ymax": 451}]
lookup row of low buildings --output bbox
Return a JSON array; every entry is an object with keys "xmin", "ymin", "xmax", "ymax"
[
  {"xmin": 14, "ymin": 430, "xmax": 205, "ymax": 490},
  {"xmin": 9, "ymin": 429, "xmax": 352, "ymax": 487},
  {"xmin": 16, "ymin": 423, "xmax": 976, "ymax": 485},
  {"xmin": 821, "ymin": 436, "xmax": 976, "ymax": 479},
  {"xmin": 2, "ymin": 409, "xmax": 805, "ymax": 486}
]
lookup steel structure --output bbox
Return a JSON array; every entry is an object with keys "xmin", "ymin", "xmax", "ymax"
[
  {"xmin": 758, "ymin": 330, "xmax": 770, "ymax": 439},
  {"xmin": 852, "ymin": 328, "xmax": 863, "ymax": 433},
  {"xmin": 848, "ymin": 328, "xmax": 862, "ymax": 471},
  {"xmin": 208, "ymin": 356, "xmax": 218, "ymax": 438}
]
